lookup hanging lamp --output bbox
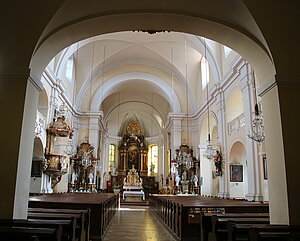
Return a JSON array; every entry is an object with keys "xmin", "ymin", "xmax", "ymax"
[
  {"xmin": 203, "ymin": 37, "xmax": 216, "ymax": 160},
  {"xmin": 247, "ymin": 71, "xmax": 265, "ymax": 143}
]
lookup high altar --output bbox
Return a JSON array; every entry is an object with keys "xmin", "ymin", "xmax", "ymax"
[
  {"xmin": 118, "ymin": 121, "xmax": 148, "ymax": 176},
  {"xmin": 111, "ymin": 121, "xmax": 158, "ymax": 192}
]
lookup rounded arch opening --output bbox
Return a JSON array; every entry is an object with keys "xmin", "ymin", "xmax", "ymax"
[
  {"xmin": 30, "ymin": 3, "xmax": 275, "ymax": 88},
  {"xmin": 228, "ymin": 140, "xmax": 247, "ymax": 198}
]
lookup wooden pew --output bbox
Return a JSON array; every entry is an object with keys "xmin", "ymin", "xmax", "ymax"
[
  {"xmin": 29, "ymin": 193, "xmax": 118, "ymax": 241},
  {"xmin": 201, "ymin": 213, "xmax": 269, "ymax": 241},
  {"xmin": 149, "ymin": 195, "xmax": 269, "ymax": 241},
  {"xmin": 0, "ymin": 225, "xmax": 62, "ymax": 241},
  {"xmin": 0, "ymin": 218, "xmax": 75, "ymax": 241},
  {"xmin": 28, "ymin": 207, "xmax": 90, "ymax": 241},
  {"xmin": 248, "ymin": 226, "xmax": 300, "ymax": 241},
  {"xmin": 228, "ymin": 223, "xmax": 291, "ymax": 241},
  {"xmin": 210, "ymin": 217, "xmax": 270, "ymax": 241},
  {"xmin": 27, "ymin": 212, "xmax": 83, "ymax": 241}
]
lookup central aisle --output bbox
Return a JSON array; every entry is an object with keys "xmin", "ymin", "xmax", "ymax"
[{"xmin": 103, "ymin": 206, "xmax": 177, "ymax": 241}]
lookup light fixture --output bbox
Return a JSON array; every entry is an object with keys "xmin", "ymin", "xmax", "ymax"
[
  {"xmin": 247, "ymin": 71, "xmax": 265, "ymax": 143},
  {"xmin": 202, "ymin": 37, "xmax": 216, "ymax": 160}
]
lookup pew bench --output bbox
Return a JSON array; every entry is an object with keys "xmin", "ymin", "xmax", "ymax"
[
  {"xmin": 210, "ymin": 217, "xmax": 270, "ymax": 241},
  {"xmin": 27, "ymin": 212, "xmax": 84, "ymax": 241},
  {"xmin": 248, "ymin": 226, "xmax": 300, "ymax": 241},
  {"xmin": 28, "ymin": 207, "xmax": 90, "ymax": 241},
  {"xmin": 201, "ymin": 213, "xmax": 269, "ymax": 241},
  {"xmin": 29, "ymin": 193, "xmax": 119, "ymax": 241},
  {"xmin": 0, "ymin": 225, "xmax": 62, "ymax": 241}
]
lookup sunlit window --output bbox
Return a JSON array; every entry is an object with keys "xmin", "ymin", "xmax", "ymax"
[
  {"xmin": 148, "ymin": 145, "xmax": 158, "ymax": 175},
  {"xmin": 201, "ymin": 58, "xmax": 209, "ymax": 89},
  {"xmin": 108, "ymin": 144, "xmax": 115, "ymax": 172},
  {"xmin": 65, "ymin": 57, "xmax": 74, "ymax": 82},
  {"xmin": 224, "ymin": 45, "xmax": 232, "ymax": 58}
]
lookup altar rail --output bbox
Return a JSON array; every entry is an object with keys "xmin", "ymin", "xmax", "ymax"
[{"xmin": 149, "ymin": 195, "xmax": 269, "ymax": 241}]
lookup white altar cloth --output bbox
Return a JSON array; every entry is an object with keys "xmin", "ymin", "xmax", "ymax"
[
  {"xmin": 123, "ymin": 190, "xmax": 145, "ymax": 200},
  {"xmin": 123, "ymin": 186, "xmax": 143, "ymax": 190}
]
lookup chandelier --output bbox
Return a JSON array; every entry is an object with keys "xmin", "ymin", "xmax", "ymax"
[
  {"xmin": 247, "ymin": 71, "xmax": 265, "ymax": 144},
  {"xmin": 203, "ymin": 37, "xmax": 216, "ymax": 159},
  {"xmin": 248, "ymin": 103, "xmax": 265, "ymax": 143},
  {"xmin": 204, "ymin": 134, "xmax": 215, "ymax": 160}
]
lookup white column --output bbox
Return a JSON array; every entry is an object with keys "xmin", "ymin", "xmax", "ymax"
[
  {"xmin": 88, "ymin": 116, "xmax": 100, "ymax": 157},
  {"xmin": 240, "ymin": 65, "xmax": 263, "ymax": 201},
  {"xmin": 215, "ymin": 90, "xmax": 230, "ymax": 198},
  {"xmin": 170, "ymin": 117, "xmax": 182, "ymax": 158},
  {"xmin": 191, "ymin": 120, "xmax": 199, "ymax": 153}
]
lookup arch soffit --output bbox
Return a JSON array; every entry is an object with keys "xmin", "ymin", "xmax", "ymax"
[
  {"xmin": 104, "ymin": 100, "xmax": 165, "ymax": 125},
  {"xmin": 83, "ymin": 72, "xmax": 182, "ymax": 113},
  {"xmin": 30, "ymin": 7, "xmax": 275, "ymax": 87}
]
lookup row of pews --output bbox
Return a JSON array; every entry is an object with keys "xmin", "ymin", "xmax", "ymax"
[
  {"xmin": 0, "ymin": 193, "xmax": 119, "ymax": 241},
  {"xmin": 149, "ymin": 195, "xmax": 300, "ymax": 241}
]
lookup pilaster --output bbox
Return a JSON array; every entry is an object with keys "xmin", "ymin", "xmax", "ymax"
[
  {"xmin": 240, "ymin": 65, "xmax": 263, "ymax": 201},
  {"xmin": 215, "ymin": 89, "xmax": 230, "ymax": 198}
]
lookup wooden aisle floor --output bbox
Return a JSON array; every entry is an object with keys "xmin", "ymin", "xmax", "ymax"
[{"xmin": 103, "ymin": 206, "xmax": 177, "ymax": 241}]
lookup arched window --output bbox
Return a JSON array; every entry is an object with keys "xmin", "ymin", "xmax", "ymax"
[
  {"xmin": 201, "ymin": 57, "xmax": 209, "ymax": 89},
  {"xmin": 148, "ymin": 144, "xmax": 158, "ymax": 175},
  {"xmin": 65, "ymin": 57, "xmax": 74, "ymax": 82},
  {"xmin": 108, "ymin": 144, "xmax": 116, "ymax": 172},
  {"xmin": 224, "ymin": 45, "xmax": 232, "ymax": 58}
]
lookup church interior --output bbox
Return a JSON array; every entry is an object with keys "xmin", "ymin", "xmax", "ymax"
[{"xmin": 1, "ymin": 1, "xmax": 300, "ymax": 240}]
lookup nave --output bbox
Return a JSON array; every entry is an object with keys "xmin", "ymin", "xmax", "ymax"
[{"xmin": 103, "ymin": 206, "xmax": 176, "ymax": 241}]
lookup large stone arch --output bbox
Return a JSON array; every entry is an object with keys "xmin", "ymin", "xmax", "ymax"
[
  {"xmin": 29, "ymin": 1, "xmax": 275, "ymax": 86},
  {"xmin": 4, "ymin": 0, "xmax": 300, "ymax": 225},
  {"xmin": 88, "ymin": 72, "xmax": 182, "ymax": 113}
]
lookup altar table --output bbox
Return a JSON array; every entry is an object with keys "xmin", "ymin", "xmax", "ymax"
[{"xmin": 123, "ymin": 190, "xmax": 145, "ymax": 200}]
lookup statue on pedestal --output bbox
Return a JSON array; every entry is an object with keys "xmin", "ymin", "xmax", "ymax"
[
  {"xmin": 71, "ymin": 172, "xmax": 78, "ymax": 184},
  {"xmin": 175, "ymin": 175, "xmax": 181, "ymax": 186},
  {"xmin": 182, "ymin": 170, "xmax": 187, "ymax": 181},
  {"xmin": 110, "ymin": 162, "xmax": 117, "ymax": 176},
  {"xmin": 88, "ymin": 172, "xmax": 94, "ymax": 184},
  {"xmin": 193, "ymin": 175, "xmax": 198, "ymax": 187}
]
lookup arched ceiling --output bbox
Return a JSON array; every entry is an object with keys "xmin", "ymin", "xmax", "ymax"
[
  {"xmin": 53, "ymin": 31, "xmax": 222, "ymax": 116},
  {"xmin": 50, "ymin": 31, "xmax": 224, "ymax": 136}
]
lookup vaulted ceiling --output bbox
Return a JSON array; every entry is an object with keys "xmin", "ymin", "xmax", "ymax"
[{"xmin": 50, "ymin": 31, "xmax": 222, "ymax": 137}]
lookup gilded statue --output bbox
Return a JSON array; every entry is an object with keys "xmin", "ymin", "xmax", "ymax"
[{"xmin": 123, "ymin": 166, "xmax": 143, "ymax": 187}]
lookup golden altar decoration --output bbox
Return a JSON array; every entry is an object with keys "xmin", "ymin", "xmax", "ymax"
[
  {"xmin": 118, "ymin": 121, "xmax": 148, "ymax": 176},
  {"xmin": 69, "ymin": 142, "xmax": 97, "ymax": 192},
  {"xmin": 123, "ymin": 165, "xmax": 143, "ymax": 187}
]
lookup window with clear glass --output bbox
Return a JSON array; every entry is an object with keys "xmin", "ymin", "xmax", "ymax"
[
  {"xmin": 224, "ymin": 45, "xmax": 232, "ymax": 58},
  {"xmin": 201, "ymin": 58, "xmax": 209, "ymax": 89},
  {"xmin": 65, "ymin": 57, "xmax": 74, "ymax": 82},
  {"xmin": 108, "ymin": 144, "xmax": 115, "ymax": 172},
  {"xmin": 148, "ymin": 145, "xmax": 158, "ymax": 175}
]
